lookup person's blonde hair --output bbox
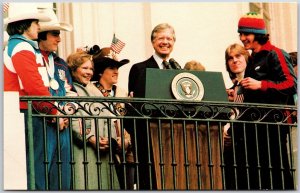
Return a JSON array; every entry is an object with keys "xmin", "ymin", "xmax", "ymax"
[
  {"xmin": 184, "ymin": 60, "xmax": 205, "ymax": 71},
  {"xmin": 225, "ymin": 43, "xmax": 250, "ymax": 80},
  {"xmin": 67, "ymin": 51, "xmax": 93, "ymax": 75}
]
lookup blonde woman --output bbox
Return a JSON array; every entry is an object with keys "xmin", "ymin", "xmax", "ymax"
[{"xmin": 67, "ymin": 49, "xmax": 133, "ymax": 190}]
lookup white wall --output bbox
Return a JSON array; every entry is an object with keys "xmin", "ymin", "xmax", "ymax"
[{"xmin": 4, "ymin": 92, "xmax": 27, "ymax": 190}]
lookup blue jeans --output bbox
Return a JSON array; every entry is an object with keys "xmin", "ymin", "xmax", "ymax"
[{"xmin": 23, "ymin": 110, "xmax": 71, "ymax": 190}]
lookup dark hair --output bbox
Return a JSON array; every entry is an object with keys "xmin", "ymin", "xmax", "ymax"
[
  {"xmin": 254, "ymin": 34, "xmax": 269, "ymax": 45},
  {"xmin": 38, "ymin": 31, "xmax": 48, "ymax": 41},
  {"xmin": 7, "ymin": 19, "xmax": 37, "ymax": 36}
]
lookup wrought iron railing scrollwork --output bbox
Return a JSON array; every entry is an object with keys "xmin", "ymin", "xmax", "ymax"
[
  {"xmin": 21, "ymin": 96, "xmax": 297, "ymax": 126},
  {"xmin": 19, "ymin": 96, "xmax": 297, "ymax": 190}
]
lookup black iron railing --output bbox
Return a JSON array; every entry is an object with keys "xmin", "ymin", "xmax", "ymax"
[{"xmin": 20, "ymin": 96, "xmax": 297, "ymax": 190}]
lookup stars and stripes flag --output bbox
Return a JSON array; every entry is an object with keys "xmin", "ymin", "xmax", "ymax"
[
  {"xmin": 234, "ymin": 93, "xmax": 244, "ymax": 103},
  {"xmin": 234, "ymin": 85, "xmax": 244, "ymax": 103},
  {"xmin": 110, "ymin": 34, "xmax": 125, "ymax": 54},
  {"xmin": 3, "ymin": 2, "xmax": 9, "ymax": 13}
]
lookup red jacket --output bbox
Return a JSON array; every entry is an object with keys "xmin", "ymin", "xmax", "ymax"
[
  {"xmin": 4, "ymin": 34, "xmax": 56, "ymax": 114},
  {"xmin": 244, "ymin": 41, "xmax": 297, "ymax": 105}
]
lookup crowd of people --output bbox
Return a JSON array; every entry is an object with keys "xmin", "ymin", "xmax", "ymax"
[{"xmin": 3, "ymin": 4, "xmax": 297, "ymax": 190}]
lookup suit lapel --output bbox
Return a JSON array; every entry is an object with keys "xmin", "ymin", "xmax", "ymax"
[{"xmin": 147, "ymin": 56, "xmax": 160, "ymax": 68}]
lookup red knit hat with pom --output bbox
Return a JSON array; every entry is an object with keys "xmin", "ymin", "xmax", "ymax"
[{"xmin": 238, "ymin": 12, "xmax": 267, "ymax": 35}]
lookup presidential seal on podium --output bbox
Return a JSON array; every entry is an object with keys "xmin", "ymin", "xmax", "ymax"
[{"xmin": 171, "ymin": 72, "xmax": 204, "ymax": 101}]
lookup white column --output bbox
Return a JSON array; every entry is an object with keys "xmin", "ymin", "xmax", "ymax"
[{"xmin": 4, "ymin": 91, "xmax": 27, "ymax": 190}]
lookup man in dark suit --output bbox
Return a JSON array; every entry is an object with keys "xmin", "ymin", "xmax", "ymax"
[
  {"xmin": 129, "ymin": 23, "xmax": 176, "ymax": 97},
  {"xmin": 127, "ymin": 23, "xmax": 176, "ymax": 190}
]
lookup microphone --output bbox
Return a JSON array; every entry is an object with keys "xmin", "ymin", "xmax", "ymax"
[{"xmin": 169, "ymin": 58, "xmax": 182, "ymax": 69}]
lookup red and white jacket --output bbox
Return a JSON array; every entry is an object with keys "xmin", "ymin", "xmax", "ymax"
[{"xmin": 4, "ymin": 34, "xmax": 56, "ymax": 114}]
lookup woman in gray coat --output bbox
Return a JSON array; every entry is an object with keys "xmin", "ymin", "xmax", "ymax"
[{"xmin": 67, "ymin": 50, "xmax": 131, "ymax": 190}]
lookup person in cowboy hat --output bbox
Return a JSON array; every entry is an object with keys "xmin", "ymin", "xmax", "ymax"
[
  {"xmin": 2, "ymin": 3, "xmax": 70, "ymax": 190},
  {"xmin": 4, "ymin": 3, "xmax": 51, "ymax": 104},
  {"xmin": 92, "ymin": 50, "xmax": 135, "ymax": 190},
  {"xmin": 27, "ymin": 8, "xmax": 76, "ymax": 190},
  {"xmin": 38, "ymin": 7, "xmax": 76, "ymax": 97}
]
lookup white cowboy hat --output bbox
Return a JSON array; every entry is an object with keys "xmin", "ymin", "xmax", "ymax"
[
  {"xmin": 38, "ymin": 8, "xmax": 73, "ymax": 32},
  {"xmin": 3, "ymin": 3, "xmax": 51, "ymax": 26}
]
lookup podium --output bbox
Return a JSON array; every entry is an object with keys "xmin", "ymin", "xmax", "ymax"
[
  {"xmin": 145, "ymin": 69, "xmax": 228, "ymax": 190},
  {"xmin": 145, "ymin": 69, "xmax": 228, "ymax": 102}
]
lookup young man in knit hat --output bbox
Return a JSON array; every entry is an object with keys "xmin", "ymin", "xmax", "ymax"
[{"xmin": 229, "ymin": 12, "xmax": 297, "ymax": 190}]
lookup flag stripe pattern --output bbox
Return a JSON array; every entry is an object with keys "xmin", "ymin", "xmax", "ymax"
[
  {"xmin": 234, "ymin": 94, "xmax": 244, "ymax": 103},
  {"xmin": 3, "ymin": 2, "xmax": 9, "ymax": 13},
  {"xmin": 110, "ymin": 34, "xmax": 125, "ymax": 54},
  {"xmin": 234, "ymin": 85, "xmax": 244, "ymax": 103}
]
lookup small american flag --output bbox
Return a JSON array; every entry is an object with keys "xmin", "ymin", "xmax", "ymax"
[
  {"xmin": 234, "ymin": 85, "xmax": 244, "ymax": 103},
  {"xmin": 3, "ymin": 2, "xmax": 9, "ymax": 13},
  {"xmin": 110, "ymin": 34, "xmax": 125, "ymax": 54},
  {"xmin": 234, "ymin": 94, "xmax": 244, "ymax": 103}
]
